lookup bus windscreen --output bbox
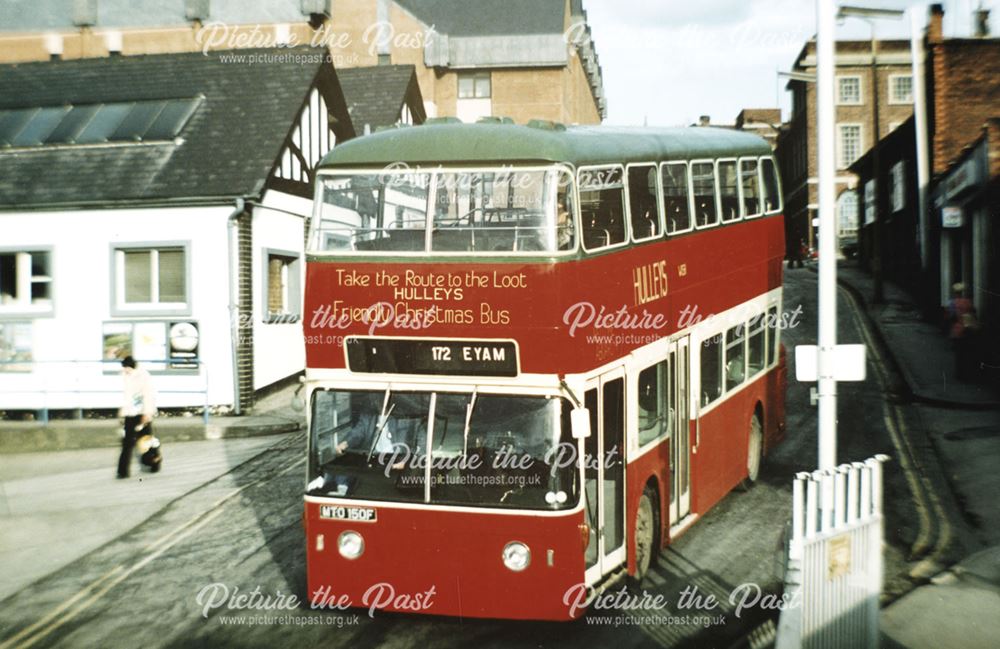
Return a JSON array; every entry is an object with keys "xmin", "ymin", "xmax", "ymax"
[
  {"xmin": 310, "ymin": 167, "xmax": 575, "ymax": 254},
  {"xmin": 309, "ymin": 389, "xmax": 578, "ymax": 510}
]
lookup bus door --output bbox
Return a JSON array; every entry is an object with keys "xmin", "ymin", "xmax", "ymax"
[
  {"xmin": 669, "ymin": 337, "xmax": 692, "ymax": 525},
  {"xmin": 583, "ymin": 368, "xmax": 626, "ymax": 584}
]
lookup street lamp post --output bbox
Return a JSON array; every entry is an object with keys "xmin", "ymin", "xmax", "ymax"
[{"xmin": 838, "ymin": 6, "xmax": 905, "ymax": 305}]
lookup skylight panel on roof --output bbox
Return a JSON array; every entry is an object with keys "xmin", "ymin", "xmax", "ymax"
[
  {"xmin": 112, "ymin": 101, "xmax": 167, "ymax": 141},
  {"xmin": 0, "ymin": 97, "xmax": 202, "ymax": 149},
  {"xmin": 45, "ymin": 105, "xmax": 100, "ymax": 144},
  {"xmin": 75, "ymin": 104, "xmax": 133, "ymax": 144},
  {"xmin": 11, "ymin": 106, "xmax": 71, "ymax": 146},
  {"xmin": 0, "ymin": 109, "xmax": 38, "ymax": 146},
  {"xmin": 143, "ymin": 98, "xmax": 201, "ymax": 140}
]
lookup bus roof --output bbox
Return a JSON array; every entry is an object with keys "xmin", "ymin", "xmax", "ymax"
[{"xmin": 317, "ymin": 122, "xmax": 773, "ymax": 169}]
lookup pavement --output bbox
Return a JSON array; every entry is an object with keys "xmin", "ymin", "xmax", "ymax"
[
  {"xmin": 806, "ymin": 259, "xmax": 1000, "ymax": 649},
  {"xmin": 0, "ymin": 381, "xmax": 307, "ymax": 602},
  {"xmin": 0, "ymin": 380, "xmax": 305, "ymax": 453}
]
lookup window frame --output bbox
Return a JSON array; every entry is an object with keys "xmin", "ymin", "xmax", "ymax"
[
  {"xmin": 262, "ymin": 247, "xmax": 302, "ymax": 324},
  {"xmin": 624, "ymin": 162, "xmax": 664, "ymax": 243},
  {"xmin": 457, "ymin": 71, "xmax": 492, "ymax": 99},
  {"xmin": 888, "ymin": 74, "xmax": 913, "ymax": 104},
  {"xmin": 690, "ymin": 158, "xmax": 721, "ymax": 231},
  {"xmin": 660, "ymin": 160, "xmax": 694, "ymax": 235},
  {"xmin": 578, "ymin": 163, "xmax": 630, "ymax": 253},
  {"xmin": 759, "ymin": 156, "xmax": 783, "ymax": 215},
  {"xmin": 738, "ymin": 156, "xmax": 763, "ymax": 219},
  {"xmin": 836, "ymin": 75, "xmax": 863, "ymax": 105},
  {"xmin": 110, "ymin": 241, "xmax": 192, "ymax": 317},
  {"xmin": 636, "ymin": 358, "xmax": 671, "ymax": 449},
  {"xmin": 717, "ymin": 157, "xmax": 741, "ymax": 224},
  {"xmin": 310, "ymin": 164, "xmax": 580, "ymax": 258},
  {"xmin": 724, "ymin": 323, "xmax": 748, "ymax": 393},
  {"xmin": 0, "ymin": 247, "xmax": 55, "ymax": 318},
  {"xmin": 837, "ymin": 123, "xmax": 864, "ymax": 170}
]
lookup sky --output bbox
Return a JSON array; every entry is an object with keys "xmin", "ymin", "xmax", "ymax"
[{"xmin": 584, "ymin": 0, "xmax": 1000, "ymax": 126}]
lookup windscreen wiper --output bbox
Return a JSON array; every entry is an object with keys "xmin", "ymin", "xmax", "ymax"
[
  {"xmin": 366, "ymin": 387, "xmax": 394, "ymax": 466},
  {"xmin": 462, "ymin": 388, "xmax": 478, "ymax": 457}
]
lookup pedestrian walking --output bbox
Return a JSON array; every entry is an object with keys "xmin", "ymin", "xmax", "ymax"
[
  {"xmin": 947, "ymin": 283, "xmax": 981, "ymax": 381},
  {"xmin": 117, "ymin": 356, "xmax": 157, "ymax": 478}
]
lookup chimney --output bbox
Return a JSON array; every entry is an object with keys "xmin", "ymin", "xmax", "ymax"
[
  {"xmin": 928, "ymin": 4, "xmax": 944, "ymax": 44},
  {"xmin": 699, "ymin": 115, "xmax": 711, "ymax": 127},
  {"xmin": 44, "ymin": 33, "xmax": 64, "ymax": 60},
  {"xmin": 974, "ymin": 9, "xmax": 990, "ymax": 37},
  {"xmin": 105, "ymin": 30, "xmax": 122, "ymax": 55},
  {"xmin": 185, "ymin": 0, "xmax": 210, "ymax": 22},
  {"xmin": 72, "ymin": 0, "xmax": 97, "ymax": 27}
]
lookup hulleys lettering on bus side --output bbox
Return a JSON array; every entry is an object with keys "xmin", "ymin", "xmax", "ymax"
[
  {"xmin": 633, "ymin": 260, "xmax": 669, "ymax": 306},
  {"xmin": 320, "ymin": 505, "xmax": 378, "ymax": 523}
]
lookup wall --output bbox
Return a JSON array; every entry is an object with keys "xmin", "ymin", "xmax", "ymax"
[
  {"xmin": 0, "ymin": 205, "xmax": 235, "ymax": 410},
  {"xmin": 251, "ymin": 191, "xmax": 310, "ymax": 390},
  {"xmin": 929, "ymin": 38, "xmax": 1000, "ymax": 173}
]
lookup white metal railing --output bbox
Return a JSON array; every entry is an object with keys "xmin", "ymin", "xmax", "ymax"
[
  {"xmin": 0, "ymin": 358, "xmax": 211, "ymax": 424},
  {"xmin": 777, "ymin": 454, "xmax": 889, "ymax": 649}
]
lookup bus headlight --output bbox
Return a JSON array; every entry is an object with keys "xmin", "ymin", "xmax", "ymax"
[
  {"xmin": 502, "ymin": 541, "xmax": 531, "ymax": 572},
  {"xmin": 338, "ymin": 531, "xmax": 364, "ymax": 559}
]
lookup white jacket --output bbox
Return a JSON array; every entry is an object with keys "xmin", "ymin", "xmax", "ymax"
[{"xmin": 121, "ymin": 368, "xmax": 157, "ymax": 418}]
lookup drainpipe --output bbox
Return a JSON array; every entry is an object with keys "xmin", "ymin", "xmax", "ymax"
[{"xmin": 227, "ymin": 198, "xmax": 245, "ymax": 415}]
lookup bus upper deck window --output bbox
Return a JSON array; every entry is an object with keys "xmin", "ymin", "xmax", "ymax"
[
  {"xmin": 662, "ymin": 163, "xmax": 691, "ymax": 234},
  {"xmin": 690, "ymin": 162, "xmax": 718, "ymax": 228},
  {"xmin": 628, "ymin": 165, "xmax": 661, "ymax": 241},
  {"xmin": 740, "ymin": 159, "xmax": 762, "ymax": 218},
  {"xmin": 760, "ymin": 158, "xmax": 781, "ymax": 214},
  {"xmin": 429, "ymin": 168, "xmax": 573, "ymax": 253},
  {"xmin": 579, "ymin": 167, "xmax": 626, "ymax": 250},
  {"xmin": 718, "ymin": 160, "xmax": 740, "ymax": 223}
]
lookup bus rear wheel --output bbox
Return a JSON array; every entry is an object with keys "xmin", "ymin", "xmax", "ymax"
[
  {"xmin": 741, "ymin": 414, "xmax": 764, "ymax": 490},
  {"xmin": 630, "ymin": 486, "xmax": 659, "ymax": 586}
]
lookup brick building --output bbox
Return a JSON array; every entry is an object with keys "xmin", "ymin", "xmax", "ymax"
[
  {"xmin": 735, "ymin": 108, "xmax": 781, "ymax": 150},
  {"xmin": 0, "ymin": 0, "xmax": 606, "ymax": 126},
  {"xmin": 848, "ymin": 6, "xmax": 1000, "ymax": 376},
  {"xmin": 776, "ymin": 38, "xmax": 914, "ymax": 258}
]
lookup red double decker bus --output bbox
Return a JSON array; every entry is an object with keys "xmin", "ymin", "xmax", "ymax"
[{"xmin": 302, "ymin": 121, "xmax": 787, "ymax": 621}]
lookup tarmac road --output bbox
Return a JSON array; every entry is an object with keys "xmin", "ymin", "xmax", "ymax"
[{"xmin": 0, "ymin": 270, "xmax": 927, "ymax": 649}]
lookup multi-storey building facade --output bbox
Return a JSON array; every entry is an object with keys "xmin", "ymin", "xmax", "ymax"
[
  {"xmin": 777, "ymin": 39, "xmax": 914, "ymax": 257},
  {"xmin": 0, "ymin": 0, "xmax": 606, "ymax": 125}
]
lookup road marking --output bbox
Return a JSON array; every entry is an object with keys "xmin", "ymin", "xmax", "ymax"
[
  {"xmin": 842, "ymin": 285, "xmax": 951, "ymax": 572},
  {"xmin": 1, "ymin": 456, "xmax": 306, "ymax": 649}
]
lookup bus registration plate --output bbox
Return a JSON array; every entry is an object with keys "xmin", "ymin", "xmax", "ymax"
[{"xmin": 319, "ymin": 505, "xmax": 377, "ymax": 523}]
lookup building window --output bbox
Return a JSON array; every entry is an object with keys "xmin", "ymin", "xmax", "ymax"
[
  {"xmin": 112, "ymin": 244, "xmax": 189, "ymax": 315},
  {"xmin": 837, "ymin": 76, "xmax": 862, "ymax": 105},
  {"xmin": 889, "ymin": 74, "xmax": 912, "ymax": 104},
  {"xmin": 837, "ymin": 191, "xmax": 859, "ymax": 237},
  {"xmin": 458, "ymin": 72, "xmax": 491, "ymax": 99},
  {"xmin": 837, "ymin": 124, "xmax": 862, "ymax": 169},
  {"xmin": 890, "ymin": 161, "xmax": 906, "ymax": 213},
  {"xmin": 0, "ymin": 249, "xmax": 53, "ymax": 315},
  {"xmin": 263, "ymin": 249, "xmax": 301, "ymax": 323}
]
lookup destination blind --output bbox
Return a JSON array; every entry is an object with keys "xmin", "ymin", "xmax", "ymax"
[{"xmin": 345, "ymin": 337, "xmax": 518, "ymax": 377}]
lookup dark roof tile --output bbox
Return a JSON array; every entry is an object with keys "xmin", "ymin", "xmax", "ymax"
[{"xmin": 0, "ymin": 46, "xmax": 335, "ymax": 208}]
